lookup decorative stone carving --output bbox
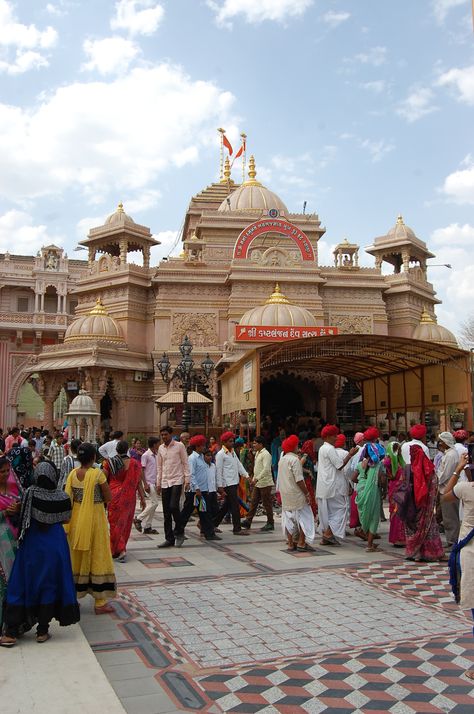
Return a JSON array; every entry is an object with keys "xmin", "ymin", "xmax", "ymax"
[
  {"xmin": 89, "ymin": 254, "xmax": 122, "ymax": 275},
  {"xmin": 250, "ymin": 246, "xmax": 299, "ymax": 267},
  {"xmin": 330, "ymin": 314, "xmax": 373, "ymax": 334},
  {"xmin": 171, "ymin": 313, "xmax": 218, "ymax": 347}
]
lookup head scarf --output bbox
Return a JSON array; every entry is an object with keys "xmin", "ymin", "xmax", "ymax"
[
  {"xmin": 18, "ymin": 460, "xmax": 72, "ymax": 544},
  {"xmin": 235, "ymin": 437, "xmax": 245, "ymax": 445},
  {"xmin": 354, "ymin": 432, "xmax": 365, "ymax": 445},
  {"xmin": 385, "ymin": 441, "xmax": 405, "ymax": 475},
  {"xmin": 321, "ymin": 425, "xmax": 339, "ymax": 439},
  {"xmin": 410, "ymin": 424, "xmax": 427, "ymax": 440},
  {"xmin": 190, "ymin": 435, "xmax": 207, "ymax": 448},
  {"xmin": 439, "ymin": 431, "xmax": 456, "ymax": 448},
  {"xmin": 6, "ymin": 445, "xmax": 33, "ymax": 489},
  {"xmin": 334, "ymin": 434, "xmax": 346, "ymax": 448},
  {"xmin": 453, "ymin": 429, "xmax": 468, "ymax": 441},
  {"xmin": 220, "ymin": 431, "xmax": 235, "ymax": 443},
  {"xmin": 282, "ymin": 435, "xmax": 299, "ymax": 454},
  {"xmin": 363, "ymin": 427, "xmax": 379, "ymax": 442},
  {"xmin": 301, "ymin": 439, "xmax": 316, "ymax": 461}
]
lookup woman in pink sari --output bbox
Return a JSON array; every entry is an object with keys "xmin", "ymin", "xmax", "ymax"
[
  {"xmin": 0, "ymin": 457, "xmax": 21, "ymax": 626},
  {"xmin": 405, "ymin": 444, "xmax": 445, "ymax": 562},
  {"xmin": 103, "ymin": 441, "xmax": 145, "ymax": 562},
  {"xmin": 384, "ymin": 442, "xmax": 406, "ymax": 547}
]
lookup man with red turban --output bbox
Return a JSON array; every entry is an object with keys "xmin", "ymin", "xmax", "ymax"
[
  {"xmin": 401, "ymin": 424, "xmax": 429, "ymax": 465},
  {"xmin": 277, "ymin": 434, "xmax": 315, "ymax": 551},
  {"xmin": 316, "ymin": 425, "xmax": 358, "ymax": 545},
  {"xmin": 213, "ymin": 432, "xmax": 249, "ymax": 535}
]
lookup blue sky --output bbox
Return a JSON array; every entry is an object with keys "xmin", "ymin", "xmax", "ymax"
[{"xmin": 0, "ymin": 0, "xmax": 472, "ymax": 333}]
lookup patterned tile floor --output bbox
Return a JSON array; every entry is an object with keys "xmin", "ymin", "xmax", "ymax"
[{"xmin": 79, "ymin": 517, "xmax": 474, "ymax": 714}]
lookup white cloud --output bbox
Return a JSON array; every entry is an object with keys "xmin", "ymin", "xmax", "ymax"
[
  {"xmin": 432, "ymin": 0, "xmax": 465, "ymax": 24},
  {"xmin": 45, "ymin": 2, "xmax": 66, "ymax": 16},
  {"xmin": 0, "ymin": 63, "xmax": 235, "ymax": 203},
  {"xmin": 322, "ymin": 10, "xmax": 350, "ymax": 27},
  {"xmin": 353, "ymin": 46, "xmax": 387, "ymax": 66},
  {"xmin": 360, "ymin": 138, "xmax": 394, "ymax": 163},
  {"xmin": 437, "ymin": 64, "xmax": 474, "ymax": 104},
  {"xmin": 360, "ymin": 80, "xmax": 387, "ymax": 93},
  {"xmin": 150, "ymin": 229, "xmax": 179, "ymax": 264},
  {"xmin": 82, "ymin": 37, "xmax": 140, "ymax": 75},
  {"xmin": 75, "ymin": 215, "xmax": 106, "ymax": 241},
  {"xmin": 396, "ymin": 87, "xmax": 437, "ymax": 122},
  {"xmin": 441, "ymin": 156, "xmax": 474, "ymax": 204},
  {"xmin": 0, "ymin": 0, "xmax": 57, "ymax": 73},
  {"xmin": 431, "ymin": 222, "xmax": 474, "ymax": 246},
  {"xmin": 111, "ymin": 0, "xmax": 164, "ymax": 36},
  {"xmin": 125, "ymin": 189, "xmax": 162, "ymax": 214},
  {"xmin": 0, "ymin": 209, "xmax": 62, "ymax": 253},
  {"xmin": 208, "ymin": 0, "xmax": 313, "ymax": 27}
]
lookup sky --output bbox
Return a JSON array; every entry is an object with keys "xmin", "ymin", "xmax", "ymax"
[{"xmin": 0, "ymin": 0, "xmax": 472, "ymax": 334}]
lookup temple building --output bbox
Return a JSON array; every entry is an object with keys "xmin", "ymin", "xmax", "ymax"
[{"xmin": 0, "ymin": 154, "xmax": 469, "ymax": 437}]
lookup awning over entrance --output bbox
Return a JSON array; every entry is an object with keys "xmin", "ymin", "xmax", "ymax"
[
  {"xmin": 155, "ymin": 391, "xmax": 212, "ymax": 405},
  {"xmin": 258, "ymin": 334, "xmax": 468, "ymax": 380}
]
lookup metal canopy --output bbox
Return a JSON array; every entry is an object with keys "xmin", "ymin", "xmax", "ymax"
[{"xmin": 258, "ymin": 334, "xmax": 469, "ymax": 381}]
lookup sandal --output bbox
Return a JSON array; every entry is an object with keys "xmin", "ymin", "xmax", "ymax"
[
  {"xmin": 0, "ymin": 636, "xmax": 16, "ymax": 647},
  {"xmin": 36, "ymin": 633, "xmax": 51, "ymax": 643},
  {"xmin": 133, "ymin": 518, "xmax": 142, "ymax": 533},
  {"xmin": 365, "ymin": 545, "xmax": 379, "ymax": 552},
  {"xmin": 94, "ymin": 603, "xmax": 115, "ymax": 615},
  {"xmin": 286, "ymin": 543, "xmax": 297, "ymax": 552},
  {"xmin": 297, "ymin": 544, "xmax": 316, "ymax": 552}
]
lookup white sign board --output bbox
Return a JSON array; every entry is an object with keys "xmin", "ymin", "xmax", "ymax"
[{"xmin": 243, "ymin": 361, "xmax": 252, "ymax": 393}]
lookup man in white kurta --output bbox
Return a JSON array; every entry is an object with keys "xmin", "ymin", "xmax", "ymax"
[
  {"xmin": 316, "ymin": 426, "xmax": 357, "ymax": 544},
  {"xmin": 278, "ymin": 435, "xmax": 315, "ymax": 550}
]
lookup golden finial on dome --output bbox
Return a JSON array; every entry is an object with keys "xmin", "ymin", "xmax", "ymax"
[
  {"xmin": 397, "ymin": 214, "xmax": 404, "ymax": 225},
  {"xmin": 420, "ymin": 307, "xmax": 436, "ymax": 324},
  {"xmin": 265, "ymin": 283, "xmax": 290, "ymax": 305},
  {"xmin": 221, "ymin": 156, "xmax": 231, "ymax": 183},
  {"xmin": 189, "ymin": 231, "xmax": 199, "ymax": 241},
  {"xmin": 89, "ymin": 297, "xmax": 108, "ymax": 316},
  {"xmin": 248, "ymin": 155, "xmax": 257, "ymax": 180},
  {"xmin": 117, "ymin": 202, "xmax": 124, "ymax": 213}
]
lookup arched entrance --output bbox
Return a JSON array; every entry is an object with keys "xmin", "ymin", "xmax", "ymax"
[{"xmin": 261, "ymin": 376, "xmax": 307, "ymax": 420}]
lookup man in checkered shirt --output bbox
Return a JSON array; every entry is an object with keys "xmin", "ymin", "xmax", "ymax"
[{"xmin": 48, "ymin": 433, "xmax": 66, "ymax": 472}]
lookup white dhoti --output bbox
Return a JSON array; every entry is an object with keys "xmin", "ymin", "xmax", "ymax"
[
  {"xmin": 317, "ymin": 495, "xmax": 347, "ymax": 539},
  {"xmin": 281, "ymin": 504, "xmax": 315, "ymax": 543}
]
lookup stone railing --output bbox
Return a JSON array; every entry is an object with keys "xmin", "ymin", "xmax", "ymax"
[{"xmin": 0, "ymin": 312, "xmax": 73, "ymax": 327}]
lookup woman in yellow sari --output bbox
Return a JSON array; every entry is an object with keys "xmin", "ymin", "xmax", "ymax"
[{"xmin": 64, "ymin": 442, "xmax": 116, "ymax": 614}]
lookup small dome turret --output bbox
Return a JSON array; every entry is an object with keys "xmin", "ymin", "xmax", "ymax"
[{"xmin": 105, "ymin": 202, "xmax": 136, "ymax": 226}]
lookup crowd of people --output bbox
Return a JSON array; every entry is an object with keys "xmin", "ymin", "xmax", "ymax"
[{"xmin": 0, "ymin": 420, "xmax": 473, "ymax": 679}]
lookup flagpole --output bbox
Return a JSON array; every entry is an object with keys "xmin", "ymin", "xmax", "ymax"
[
  {"xmin": 241, "ymin": 132, "xmax": 247, "ymax": 183},
  {"xmin": 218, "ymin": 128, "xmax": 225, "ymax": 180}
]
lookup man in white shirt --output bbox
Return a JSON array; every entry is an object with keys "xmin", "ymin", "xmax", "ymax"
[
  {"xmin": 98, "ymin": 430, "xmax": 123, "ymax": 460},
  {"xmin": 134, "ymin": 437, "xmax": 160, "ymax": 535},
  {"xmin": 213, "ymin": 431, "xmax": 249, "ymax": 536},
  {"xmin": 316, "ymin": 425, "xmax": 357, "ymax": 545},
  {"xmin": 401, "ymin": 424, "xmax": 429, "ymax": 464},
  {"xmin": 436, "ymin": 431, "xmax": 460, "ymax": 548}
]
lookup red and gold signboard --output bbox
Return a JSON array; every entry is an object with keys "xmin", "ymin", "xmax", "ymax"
[
  {"xmin": 233, "ymin": 218, "xmax": 315, "ymax": 261},
  {"xmin": 235, "ymin": 325, "xmax": 339, "ymax": 342}
]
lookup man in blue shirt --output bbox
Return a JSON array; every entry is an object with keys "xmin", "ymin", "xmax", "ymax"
[{"xmin": 175, "ymin": 435, "xmax": 221, "ymax": 543}]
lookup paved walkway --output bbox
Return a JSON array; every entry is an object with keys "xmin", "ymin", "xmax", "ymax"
[{"xmin": 2, "ymin": 508, "xmax": 474, "ymax": 713}]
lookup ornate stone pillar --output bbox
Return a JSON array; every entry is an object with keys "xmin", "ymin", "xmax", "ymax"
[
  {"xmin": 402, "ymin": 250, "xmax": 410, "ymax": 272},
  {"xmin": 43, "ymin": 397, "xmax": 54, "ymax": 430},
  {"xmin": 88, "ymin": 247, "xmax": 96, "ymax": 264},
  {"xmin": 40, "ymin": 292, "xmax": 45, "ymax": 312},
  {"xmin": 119, "ymin": 238, "xmax": 128, "ymax": 265},
  {"xmin": 57, "ymin": 293, "xmax": 61, "ymax": 313},
  {"xmin": 34, "ymin": 293, "xmax": 39, "ymax": 312},
  {"xmin": 143, "ymin": 245, "xmax": 150, "ymax": 269}
]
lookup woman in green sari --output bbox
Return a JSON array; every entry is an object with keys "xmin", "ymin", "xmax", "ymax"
[
  {"xmin": 0, "ymin": 457, "xmax": 21, "ymax": 626},
  {"xmin": 355, "ymin": 427, "xmax": 386, "ymax": 552}
]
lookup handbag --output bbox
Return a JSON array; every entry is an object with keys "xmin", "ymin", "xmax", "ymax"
[{"xmin": 392, "ymin": 466, "xmax": 417, "ymax": 530}]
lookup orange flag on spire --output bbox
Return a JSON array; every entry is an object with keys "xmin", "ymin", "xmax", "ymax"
[
  {"xmin": 223, "ymin": 134, "xmax": 233, "ymax": 156},
  {"xmin": 234, "ymin": 136, "xmax": 246, "ymax": 160}
]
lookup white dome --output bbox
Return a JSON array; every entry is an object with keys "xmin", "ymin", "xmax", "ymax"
[
  {"xmin": 105, "ymin": 202, "xmax": 135, "ymax": 226},
  {"xmin": 239, "ymin": 284, "xmax": 316, "ymax": 327},
  {"xmin": 64, "ymin": 299, "xmax": 125, "ymax": 344},
  {"xmin": 66, "ymin": 390, "xmax": 100, "ymax": 417},
  {"xmin": 218, "ymin": 156, "xmax": 288, "ymax": 215},
  {"xmin": 412, "ymin": 309, "xmax": 458, "ymax": 348}
]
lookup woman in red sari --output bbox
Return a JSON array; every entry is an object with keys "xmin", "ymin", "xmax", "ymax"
[
  {"xmin": 405, "ymin": 443, "xmax": 445, "ymax": 562},
  {"xmin": 384, "ymin": 442, "xmax": 406, "ymax": 547},
  {"xmin": 103, "ymin": 440, "xmax": 145, "ymax": 562}
]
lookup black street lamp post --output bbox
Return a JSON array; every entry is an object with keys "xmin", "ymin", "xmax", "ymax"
[{"xmin": 156, "ymin": 335, "xmax": 215, "ymax": 433}]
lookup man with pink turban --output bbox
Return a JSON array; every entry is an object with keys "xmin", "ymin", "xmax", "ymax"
[
  {"xmin": 278, "ymin": 435, "xmax": 315, "ymax": 551},
  {"xmin": 317, "ymin": 426, "xmax": 358, "ymax": 546}
]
